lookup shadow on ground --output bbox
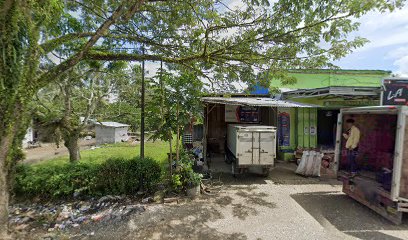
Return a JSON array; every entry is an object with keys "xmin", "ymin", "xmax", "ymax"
[
  {"xmin": 211, "ymin": 161, "xmax": 341, "ymax": 187},
  {"xmin": 82, "ymin": 201, "xmax": 247, "ymax": 240},
  {"xmin": 292, "ymin": 191, "xmax": 408, "ymax": 240},
  {"xmin": 268, "ymin": 162, "xmax": 342, "ymax": 186},
  {"xmin": 79, "ymin": 180, "xmax": 279, "ymax": 240}
]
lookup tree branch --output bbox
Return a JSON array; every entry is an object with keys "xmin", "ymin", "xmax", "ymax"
[
  {"xmin": 37, "ymin": 0, "xmax": 146, "ymax": 87},
  {"xmin": 85, "ymin": 51, "xmax": 203, "ymax": 63}
]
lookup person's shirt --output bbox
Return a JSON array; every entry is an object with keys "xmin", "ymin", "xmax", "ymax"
[{"xmin": 345, "ymin": 125, "xmax": 360, "ymax": 150}]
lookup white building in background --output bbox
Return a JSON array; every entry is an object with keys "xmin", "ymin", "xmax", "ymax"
[
  {"xmin": 95, "ymin": 122, "xmax": 130, "ymax": 145},
  {"xmin": 22, "ymin": 127, "xmax": 34, "ymax": 148}
]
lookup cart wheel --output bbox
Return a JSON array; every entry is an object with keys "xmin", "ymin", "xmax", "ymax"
[
  {"xmin": 261, "ymin": 168, "xmax": 270, "ymax": 177},
  {"xmin": 232, "ymin": 161, "xmax": 238, "ymax": 178}
]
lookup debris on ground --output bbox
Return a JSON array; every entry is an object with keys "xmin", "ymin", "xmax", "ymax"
[
  {"xmin": 9, "ymin": 195, "xmax": 145, "ymax": 237},
  {"xmin": 153, "ymin": 190, "xmax": 165, "ymax": 203},
  {"xmin": 200, "ymin": 178, "xmax": 224, "ymax": 196},
  {"xmin": 141, "ymin": 197, "xmax": 153, "ymax": 204},
  {"xmin": 163, "ymin": 197, "xmax": 179, "ymax": 203}
]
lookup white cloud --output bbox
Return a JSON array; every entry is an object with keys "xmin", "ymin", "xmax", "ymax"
[
  {"xmin": 336, "ymin": 4, "xmax": 408, "ymax": 75},
  {"xmin": 227, "ymin": 0, "xmax": 245, "ymax": 10},
  {"xmin": 384, "ymin": 46, "xmax": 408, "ymax": 76},
  {"xmin": 144, "ymin": 61, "xmax": 160, "ymax": 77},
  {"xmin": 394, "ymin": 56, "xmax": 408, "ymax": 77},
  {"xmin": 385, "ymin": 46, "xmax": 408, "ymax": 59},
  {"xmin": 223, "ymin": 1, "xmax": 408, "ymax": 75},
  {"xmin": 351, "ymin": 5, "xmax": 408, "ymax": 52}
]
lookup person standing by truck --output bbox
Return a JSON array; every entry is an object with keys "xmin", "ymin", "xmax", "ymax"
[{"xmin": 343, "ymin": 119, "xmax": 361, "ymax": 175}]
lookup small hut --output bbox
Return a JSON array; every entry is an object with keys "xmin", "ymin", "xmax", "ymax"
[{"xmin": 95, "ymin": 122, "xmax": 130, "ymax": 144}]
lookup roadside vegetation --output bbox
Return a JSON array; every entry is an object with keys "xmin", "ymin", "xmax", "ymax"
[
  {"xmin": 15, "ymin": 156, "xmax": 161, "ymax": 199},
  {"xmin": 13, "ymin": 141, "xmax": 173, "ymax": 200}
]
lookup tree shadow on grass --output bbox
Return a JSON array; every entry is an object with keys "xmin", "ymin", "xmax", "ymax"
[{"xmin": 291, "ymin": 191, "xmax": 408, "ymax": 240}]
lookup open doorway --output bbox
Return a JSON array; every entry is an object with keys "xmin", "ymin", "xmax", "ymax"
[{"xmin": 317, "ymin": 109, "xmax": 339, "ymax": 149}]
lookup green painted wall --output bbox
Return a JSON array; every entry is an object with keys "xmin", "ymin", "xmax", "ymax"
[
  {"xmin": 277, "ymin": 107, "xmax": 320, "ymax": 160},
  {"xmin": 288, "ymin": 96, "xmax": 380, "ymax": 107},
  {"xmin": 271, "ymin": 69, "xmax": 390, "ymax": 90},
  {"xmin": 296, "ymin": 108, "xmax": 317, "ymax": 149},
  {"xmin": 273, "ymin": 69, "xmax": 390, "ymax": 160}
]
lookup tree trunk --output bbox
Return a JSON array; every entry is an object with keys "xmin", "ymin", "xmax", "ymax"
[
  {"xmin": 0, "ymin": 136, "xmax": 12, "ymax": 240},
  {"xmin": 168, "ymin": 133, "xmax": 173, "ymax": 177},
  {"xmin": 176, "ymin": 126, "xmax": 180, "ymax": 161},
  {"xmin": 64, "ymin": 133, "xmax": 81, "ymax": 162},
  {"xmin": 176, "ymin": 103, "xmax": 180, "ymax": 161},
  {"xmin": 0, "ymin": 161, "xmax": 10, "ymax": 240}
]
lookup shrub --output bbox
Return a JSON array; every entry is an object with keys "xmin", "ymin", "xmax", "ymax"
[
  {"xmin": 14, "ymin": 156, "xmax": 161, "ymax": 199},
  {"xmin": 171, "ymin": 152, "xmax": 202, "ymax": 192},
  {"xmin": 96, "ymin": 157, "xmax": 161, "ymax": 195}
]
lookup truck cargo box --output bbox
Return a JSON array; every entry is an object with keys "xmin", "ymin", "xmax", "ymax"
[
  {"xmin": 226, "ymin": 124, "xmax": 276, "ymax": 176},
  {"xmin": 334, "ymin": 106, "xmax": 408, "ymax": 224}
]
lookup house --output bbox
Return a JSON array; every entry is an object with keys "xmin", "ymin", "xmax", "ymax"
[
  {"xmin": 95, "ymin": 122, "xmax": 130, "ymax": 145},
  {"xmin": 201, "ymin": 95, "xmax": 317, "ymax": 169},
  {"xmin": 251, "ymin": 69, "xmax": 392, "ymax": 160}
]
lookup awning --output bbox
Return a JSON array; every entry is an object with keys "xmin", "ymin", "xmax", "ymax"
[
  {"xmin": 283, "ymin": 86, "xmax": 381, "ymax": 99},
  {"xmin": 201, "ymin": 97, "xmax": 318, "ymax": 108}
]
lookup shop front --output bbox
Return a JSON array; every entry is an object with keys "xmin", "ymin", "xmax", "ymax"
[
  {"xmin": 201, "ymin": 96, "xmax": 315, "ymax": 173},
  {"xmin": 280, "ymin": 86, "xmax": 381, "ymax": 161}
]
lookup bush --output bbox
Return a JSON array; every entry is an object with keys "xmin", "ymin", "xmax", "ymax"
[
  {"xmin": 171, "ymin": 152, "xmax": 202, "ymax": 192},
  {"xmin": 96, "ymin": 157, "xmax": 161, "ymax": 195},
  {"xmin": 14, "ymin": 156, "xmax": 161, "ymax": 199}
]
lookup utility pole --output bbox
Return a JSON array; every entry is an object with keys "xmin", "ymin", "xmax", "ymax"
[{"xmin": 140, "ymin": 46, "xmax": 145, "ymax": 159}]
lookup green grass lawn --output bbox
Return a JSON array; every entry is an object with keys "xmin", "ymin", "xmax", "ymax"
[{"xmin": 33, "ymin": 140, "xmax": 173, "ymax": 168}]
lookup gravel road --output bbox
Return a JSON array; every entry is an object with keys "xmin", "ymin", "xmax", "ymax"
[{"xmin": 67, "ymin": 162, "xmax": 408, "ymax": 240}]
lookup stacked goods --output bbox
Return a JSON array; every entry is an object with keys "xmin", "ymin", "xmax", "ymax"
[{"xmin": 295, "ymin": 151, "xmax": 324, "ymax": 177}]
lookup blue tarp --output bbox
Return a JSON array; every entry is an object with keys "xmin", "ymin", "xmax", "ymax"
[{"xmin": 250, "ymin": 84, "xmax": 269, "ymax": 95}]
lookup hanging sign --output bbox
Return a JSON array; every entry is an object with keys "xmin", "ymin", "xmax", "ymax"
[
  {"xmin": 310, "ymin": 126, "xmax": 316, "ymax": 135},
  {"xmin": 225, "ymin": 105, "xmax": 240, "ymax": 122},
  {"xmin": 304, "ymin": 126, "xmax": 309, "ymax": 135},
  {"xmin": 239, "ymin": 106, "xmax": 259, "ymax": 122},
  {"xmin": 278, "ymin": 112, "xmax": 290, "ymax": 146},
  {"xmin": 225, "ymin": 105, "xmax": 259, "ymax": 123},
  {"xmin": 382, "ymin": 79, "xmax": 408, "ymax": 105}
]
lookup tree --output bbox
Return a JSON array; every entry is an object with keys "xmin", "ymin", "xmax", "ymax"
[
  {"xmin": 169, "ymin": 69, "xmax": 202, "ymax": 161},
  {"xmin": 35, "ymin": 62, "xmax": 128, "ymax": 162},
  {"xmin": 0, "ymin": 1, "xmax": 146, "ymax": 237},
  {"xmin": 96, "ymin": 65, "xmax": 144, "ymax": 132},
  {"xmin": 0, "ymin": 0, "xmax": 404, "ymax": 237},
  {"xmin": 148, "ymin": 66, "xmax": 203, "ymax": 177}
]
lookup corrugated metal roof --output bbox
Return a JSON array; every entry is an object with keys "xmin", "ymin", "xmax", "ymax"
[
  {"xmin": 201, "ymin": 97, "xmax": 318, "ymax": 108},
  {"xmin": 283, "ymin": 86, "xmax": 381, "ymax": 98},
  {"xmin": 96, "ymin": 122, "xmax": 130, "ymax": 128}
]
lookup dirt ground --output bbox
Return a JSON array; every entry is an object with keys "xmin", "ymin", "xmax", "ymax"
[
  {"xmin": 23, "ymin": 139, "xmax": 96, "ymax": 164},
  {"xmin": 36, "ymin": 162, "xmax": 408, "ymax": 240}
]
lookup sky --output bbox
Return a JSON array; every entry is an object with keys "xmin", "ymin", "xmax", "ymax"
[
  {"xmin": 334, "ymin": 4, "xmax": 408, "ymax": 76},
  {"xmin": 225, "ymin": 0, "xmax": 408, "ymax": 76},
  {"xmin": 59, "ymin": 1, "xmax": 408, "ymax": 78}
]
